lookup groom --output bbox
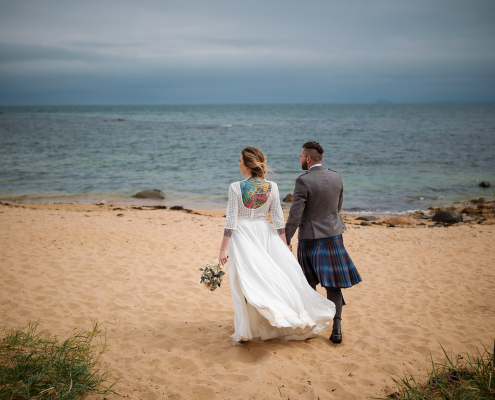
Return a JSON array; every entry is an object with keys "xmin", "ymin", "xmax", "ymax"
[{"xmin": 285, "ymin": 141, "xmax": 361, "ymax": 343}]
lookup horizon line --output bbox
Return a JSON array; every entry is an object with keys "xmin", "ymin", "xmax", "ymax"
[{"xmin": 1, "ymin": 100, "xmax": 495, "ymax": 107}]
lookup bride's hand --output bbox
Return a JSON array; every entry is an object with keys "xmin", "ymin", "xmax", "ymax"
[
  {"xmin": 219, "ymin": 248, "xmax": 228, "ymax": 266},
  {"xmin": 219, "ymin": 229, "xmax": 232, "ymax": 265}
]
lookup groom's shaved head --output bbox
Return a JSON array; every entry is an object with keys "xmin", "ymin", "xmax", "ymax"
[{"xmin": 302, "ymin": 141, "xmax": 324, "ymax": 163}]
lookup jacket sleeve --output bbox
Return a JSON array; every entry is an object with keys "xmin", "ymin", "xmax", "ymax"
[
  {"xmin": 285, "ymin": 176, "xmax": 308, "ymax": 245},
  {"xmin": 337, "ymin": 172, "xmax": 344, "ymax": 213},
  {"xmin": 269, "ymin": 183, "xmax": 285, "ymax": 229},
  {"xmin": 224, "ymin": 183, "xmax": 238, "ymax": 230}
]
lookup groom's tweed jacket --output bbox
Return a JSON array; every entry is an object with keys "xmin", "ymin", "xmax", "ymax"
[{"xmin": 285, "ymin": 165, "xmax": 346, "ymax": 245}]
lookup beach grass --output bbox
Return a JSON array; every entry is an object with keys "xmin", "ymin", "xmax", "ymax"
[
  {"xmin": 0, "ymin": 321, "xmax": 118, "ymax": 399},
  {"xmin": 386, "ymin": 341, "xmax": 495, "ymax": 399}
]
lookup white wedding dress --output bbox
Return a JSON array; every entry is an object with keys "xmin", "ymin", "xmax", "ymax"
[{"xmin": 225, "ymin": 181, "xmax": 336, "ymax": 341}]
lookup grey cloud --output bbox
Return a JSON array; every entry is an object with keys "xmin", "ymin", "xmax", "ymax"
[
  {"xmin": 0, "ymin": 42, "xmax": 111, "ymax": 63},
  {"xmin": 0, "ymin": 0, "xmax": 494, "ymax": 104},
  {"xmin": 66, "ymin": 41, "xmax": 142, "ymax": 49}
]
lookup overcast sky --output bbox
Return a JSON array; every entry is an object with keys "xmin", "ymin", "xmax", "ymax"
[{"xmin": 0, "ymin": 0, "xmax": 494, "ymax": 105}]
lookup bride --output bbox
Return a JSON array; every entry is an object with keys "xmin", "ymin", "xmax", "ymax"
[{"xmin": 218, "ymin": 147, "xmax": 336, "ymax": 341}]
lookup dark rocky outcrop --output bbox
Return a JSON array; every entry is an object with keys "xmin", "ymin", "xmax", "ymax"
[
  {"xmin": 471, "ymin": 197, "xmax": 485, "ymax": 204},
  {"xmin": 356, "ymin": 216, "xmax": 377, "ymax": 221},
  {"xmin": 384, "ymin": 217, "xmax": 414, "ymax": 226},
  {"xmin": 432, "ymin": 210, "xmax": 463, "ymax": 223},
  {"xmin": 283, "ymin": 194, "xmax": 293, "ymax": 202},
  {"xmin": 408, "ymin": 210, "xmax": 430, "ymax": 219},
  {"xmin": 461, "ymin": 206, "xmax": 481, "ymax": 215},
  {"xmin": 132, "ymin": 189, "xmax": 165, "ymax": 199},
  {"xmin": 479, "ymin": 181, "xmax": 490, "ymax": 188},
  {"xmin": 170, "ymin": 206, "xmax": 184, "ymax": 210},
  {"xmin": 459, "ymin": 198, "xmax": 495, "ymax": 220}
]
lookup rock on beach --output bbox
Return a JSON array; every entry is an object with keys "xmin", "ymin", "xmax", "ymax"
[
  {"xmin": 283, "ymin": 193, "xmax": 293, "ymax": 202},
  {"xmin": 432, "ymin": 210, "xmax": 463, "ymax": 223},
  {"xmin": 470, "ymin": 197, "xmax": 485, "ymax": 204},
  {"xmin": 479, "ymin": 181, "xmax": 490, "ymax": 188},
  {"xmin": 356, "ymin": 216, "xmax": 378, "ymax": 221},
  {"xmin": 461, "ymin": 206, "xmax": 481, "ymax": 215},
  {"xmin": 132, "ymin": 189, "xmax": 165, "ymax": 199}
]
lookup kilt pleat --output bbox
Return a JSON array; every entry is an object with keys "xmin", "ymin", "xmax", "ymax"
[{"xmin": 297, "ymin": 235, "xmax": 362, "ymax": 288}]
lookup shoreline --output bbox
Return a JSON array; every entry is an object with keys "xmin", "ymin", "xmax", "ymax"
[
  {"xmin": 1, "ymin": 194, "xmax": 494, "ymax": 218},
  {"xmin": 2, "ymin": 195, "xmax": 493, "ymax": 228},
  {"xmin": 0, "ymin": 201, "xmax": 440, "ymax": 220}
]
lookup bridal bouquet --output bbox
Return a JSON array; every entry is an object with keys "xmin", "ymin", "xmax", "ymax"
[{"xmin": 199, "ymin": 260, "xmax": 225, "ymax": 291}]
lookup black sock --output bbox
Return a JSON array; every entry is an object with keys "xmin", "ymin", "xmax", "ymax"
[{"xmin": 325, "ymin": 287, "xmax": 343, "ymax": 329}]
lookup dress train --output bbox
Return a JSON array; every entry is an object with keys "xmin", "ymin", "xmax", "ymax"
[{"xmin": 229, "ymin": 219, "xmax": 336, "ymax": 341}]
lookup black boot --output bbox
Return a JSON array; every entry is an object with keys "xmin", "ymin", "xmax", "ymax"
[
  {"xmin": 329, "ymin": 318, "xmax": 342, "ymax": 343},
  {"xmin": 325, "ymin": 287, "xmax": 343, "ymax": 343}
]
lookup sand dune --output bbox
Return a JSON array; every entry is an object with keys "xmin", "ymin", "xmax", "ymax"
[{"xmin": 0, "ymin": 203, "xmax": 494, "ymax": 399}]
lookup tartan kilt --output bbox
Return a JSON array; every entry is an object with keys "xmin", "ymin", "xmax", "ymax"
[{"xmin": 297, "ymin": 235, "xmax": 362, "ymax": 288}]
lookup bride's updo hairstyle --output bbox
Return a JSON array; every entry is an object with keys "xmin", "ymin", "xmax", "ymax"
[{"xmin": 241, "ymin": 147, "xmax": 272, "ymax": 179}]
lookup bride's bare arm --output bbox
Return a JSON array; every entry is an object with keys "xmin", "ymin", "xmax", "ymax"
[{"xmin": 219, "ymin": 229, "xmax": 233, "ymax": 265}]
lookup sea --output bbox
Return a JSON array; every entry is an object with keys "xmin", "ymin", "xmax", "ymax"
[{"xmin": 0, "ymin": 104, "xmax": 494, "ymax": 213}]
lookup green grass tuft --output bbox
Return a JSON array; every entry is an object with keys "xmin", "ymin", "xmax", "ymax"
[
  {"xmin": 0, "ymin": 321, "xmax": 119, "ymax": 399},
  {"xmin": 385, "ymin": 341, "xmax": 495, "ymax": 400}
]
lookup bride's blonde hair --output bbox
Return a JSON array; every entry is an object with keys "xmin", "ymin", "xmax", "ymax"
[{"xmin": 241, "ymin": 147, "xmax": 272, "ymax": 179}]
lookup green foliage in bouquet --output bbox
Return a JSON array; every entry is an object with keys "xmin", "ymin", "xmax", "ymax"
[
  {"xmin": 0, "ymin": 321, "xmax": 119, "ymax": 400},
  {"xmin": 199, "ymin": 261, "xmax": 225, "ymax": 291}
]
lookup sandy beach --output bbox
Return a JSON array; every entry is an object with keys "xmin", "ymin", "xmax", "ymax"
[{"xmin": 0, "ymin": 202, "xmax": 494, "ymax": 400}]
